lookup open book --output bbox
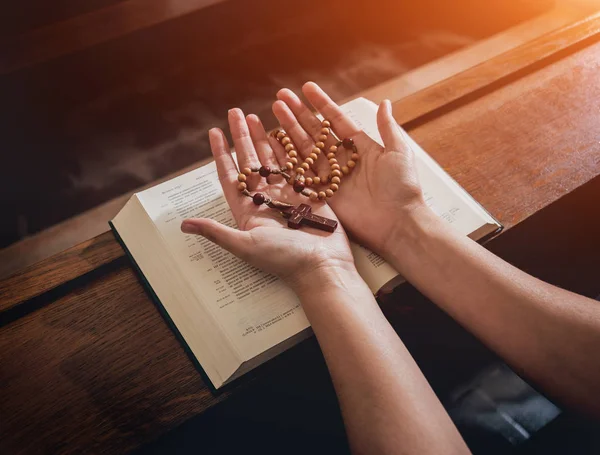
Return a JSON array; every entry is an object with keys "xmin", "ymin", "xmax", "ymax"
[{"xmin": 111, "ymin": 98, "xmax": 501, "ymax": 389}]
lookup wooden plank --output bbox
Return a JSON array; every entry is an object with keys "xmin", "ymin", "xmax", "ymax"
[
  {"xmin": 1, "ymin": 27, "xmax": 600, "ymax": 455},
  {"xmin": 0, "ymin": 231, "xmax": 121, "ymax": 312},
  {"xmin": 391, "ymin": 11, "xmax": 600, "ymax": 125},
  {"xmin": 405, "ymin": 41, "xmax": 600, "ymax": 232},
  {"xmin": 0, "ymin": 264, "xmax": 235, "ymax": 454},
  {"xmin": 360, "ymin": 2, "xmax": 594, "ymax": 104},
  {"xmin": 0, "ymin": 0, "xmax": 226, "ymax": 75}
]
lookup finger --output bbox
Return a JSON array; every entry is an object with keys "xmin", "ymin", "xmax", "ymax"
[
  {"xmin": 245, "ymin": 114, "xmax": 282, "ymax": 169},
  {"xmin": 208, "ymin": 128, "xmax": 241, "ymax": 204},
  {"xmin": 181, "ymin": 218, "xmax": 252, "ymax": 260},
  {"xmin": 228, "ymin": 108, "xmax": 262, "ymax": 183},
  {"xmin": 377, "ymin": 100, "xmax": 410, "ymax": 153},
  {"xmin": 272, "ymin": 100, "xmax": 316, "ymax": 159},
  {"xmin": 276, "ymin": 88, "xmax": 323, "ymax": 138},
  {"xmin": 302, "ymin": 81, "xmax": 361, "ymax": 139}
]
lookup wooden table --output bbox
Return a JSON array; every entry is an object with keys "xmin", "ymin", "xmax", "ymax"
[{"xmin": 1, "ymin": 13, "xmax": 600, "ymax": 455}]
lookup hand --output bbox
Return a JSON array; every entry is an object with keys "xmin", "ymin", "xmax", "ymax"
[
  {"xmin": 273, "ymin": 82, "xmax": 428, "ymax": 256},
  {"xmin": 181, "ymin": 108, "xmax": 355, "ymax": 291}
]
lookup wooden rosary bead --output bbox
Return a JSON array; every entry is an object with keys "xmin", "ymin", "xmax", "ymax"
[
  {"xmin": 330, "ymin": 183, "xmax": 339, "ymax": 192},
  {"xmin": 288, "ymin": 150, "xmax": 297, "ymax": 158},
  {"xmin": 285, "ymin": 144, "xmax": 295, "ymax": 152},
  {"xmin": 305, "ymin": 157, "xmax": 314, "ymax": 166},
  {"xmin": 312, "ymin": 147, "xmax": 321, "ymax": 155},
  {"xmin": 238, "ymin": 182, "xmax": 247, "ymax": 191},
  {"xmin": 331, "ymin": 170, "xmax": 342, "ymax": 178},
  {"xmin": 328, "ymin": 158, "xmax": 337, "ymax": 165},
  {"xmin": 351, "ymin": 152, "xmax": 359, "ymax": 161},
  {"xmin": 293, "ymin": 180, "xmax": 306, "ymax": 193},
  {"xmin": 290, "ymin": 157, "xmax": 298, "ymax": 165},
  {"xmin": 329, "ymin": 145, "xmax": 338, "ymax": 153},
  {"xmin": 305, "ymin": 177, "xmax": 313, "ymax": 186},
  {"xmin": 342, "ymin": 166, "xmax": 350, "ymax": 175},
  {"xmin": 322, "ymin": 120, "xmax": 331, "ymax": 128},
  {"xmin": 318, "ymin": 191, "xmax": 327, "ymax": 200},
  {"xmin": 331, "ymin": 176, "xmax": 341, "ymax": 184},
  {"xmin": 315, "ymin": 141, "xmax": 325, "ymax": 149},
  {"xmin": 313, "ymin": 176, "xmax": 321, "ymax": 185},
  {"xmin": 259, "ymin": 166, "xmax": 271, "ymax": 177},
  {"xmin": 253, "ymin": 192, "xmax": 266, "ymax": 205},
  {"xmin": 309, "ymin": 153, "xmax": 318, "ymax": 161},
  {"xmin": 277, "ymin": 131, "xmax": 286, "ymax": 140},
  {"xmin": 327, "ymin": 152, "xmax": 336, "ymax": 159},
  {"xmin": 325, "ymin": 189, "xmax": 334, "ymax": 198},
  {"xmin": 281, "ymin": 137, "xmax": 291, "ymax": 145},
  {"xmin": 296, "ymin": 167, "xmax": 305, "ymax": 175},
  {"xmin": 242, "ymin": 167, "xmax": 252, "ymax": 176},
  {"xmin": 347, "ymin": 160, "xmax": 356, "ymax": 168},
  {"xmin": 309, "ymin": 192, "xmax": 319, "ymax": 201},
  {"xmin": 321, "ymin": 127, "xmax": 330, "ymax": 135},
  {"xmin": 285, "ymin": 162, "xmax": 294, "ymax": 170},
  {"xmin": 331, "ymin": 164, "xmax": 341, "ymax": 171},
  {"xmin": 301, "ymin": 162, "xmax": 310, "ymax": 170},
  {"xmin": 237, "ymin": 173, "xmax": 246, "ymax": 182},
  {"xmin": 318, "ymin": 134, "xmax": 328, "ymax": 142}
]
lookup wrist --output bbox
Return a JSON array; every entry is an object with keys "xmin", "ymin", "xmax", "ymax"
[
  {"xmin": 385, "ymin": 204, "xmax": 444, "ymax": 275},
  {"xmin": 286, "ymin": 259, "xmax": 364, "ymax": 300}
]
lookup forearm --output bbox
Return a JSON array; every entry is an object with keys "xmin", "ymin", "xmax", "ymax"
[
  {"xmin": 293, "ymin": 266, "xmax": 468, "ymax": 455},
  {"xmin": 388, "ymin": 206, "xmax": 600, "ymax": 415}
]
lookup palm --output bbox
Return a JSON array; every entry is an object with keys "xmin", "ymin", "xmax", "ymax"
[
  {"xmin": 190, "ymin": 110, "xmax": 354, "ymax": 284},
  {"xmin": 327, "ymin": 135, "xmax": 421, "ymax": 252},
  {"xmin": 273, "ymin": 82, "xmax": 424, "ymax": 256},
  {"xmin": 233, "ymin": 177, "xmax": 351, "ymax": 280}
]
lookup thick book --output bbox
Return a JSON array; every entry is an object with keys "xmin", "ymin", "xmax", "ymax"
[{"xmin": 111, "ymin": 97, "xmax": 502, "ymax": 389}]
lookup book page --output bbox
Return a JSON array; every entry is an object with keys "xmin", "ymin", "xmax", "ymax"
[{"xmin": 136, "ymin": 163, "xmax": 310, "ymax": 360}]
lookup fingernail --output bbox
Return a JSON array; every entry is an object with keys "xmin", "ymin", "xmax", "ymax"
[
  {"xmin": 228, "ymin": 108, "xmax": 242, "ymax": 117},
  {"xmin": 385, "ymin": 99, "xmax": 393, "ymax": 114},
  {"xmin": 181, "ymin": 220, "xmax": 202, "ymax": 234},
  {"xmin": 246, "ymin": 113, "xmax": 258, "ymax": 122},
  {"xmin": 208, "ymin": 128, "xmax": 220, "ymax": 141}
]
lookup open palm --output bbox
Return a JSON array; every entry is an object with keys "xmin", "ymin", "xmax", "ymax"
[
  {"xmin": 273, "ymin": 82, "xmax": 425, "ymax": 254},
  {"xmin": 181, "ymin": 108, "xmax": 354, "ymax": 285}
]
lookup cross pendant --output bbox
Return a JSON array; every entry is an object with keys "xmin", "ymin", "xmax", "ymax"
[{"xmin": 281, "ymin": 203, "xmax": 338, "ymax": 233}]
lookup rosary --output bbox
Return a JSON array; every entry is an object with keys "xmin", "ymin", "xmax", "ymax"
[{"xmin": 235, "ymin": 120, "xmax": 358, "ymax": 233}]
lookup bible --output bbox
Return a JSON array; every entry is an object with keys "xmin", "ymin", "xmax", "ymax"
[{"xmin": 110, "ymin": 97, "xmax": 501, "ymax": 389}]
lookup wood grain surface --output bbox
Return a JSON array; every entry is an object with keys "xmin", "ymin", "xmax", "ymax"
[
  {"xmin": 391, "ymin": 11, "xmax": 600, "ymax": 125},
  {"xmin": 0, "ymin": 231, "xmax": 120, "ymax": 312},
  {"xmin": 1, "ymin": 19, "xmax": 600, "ymax": 455}
]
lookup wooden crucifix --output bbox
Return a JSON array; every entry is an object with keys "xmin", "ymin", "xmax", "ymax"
[{"xmin": 281, "ymin": 204, "xmax": 338, "ymax": 233}]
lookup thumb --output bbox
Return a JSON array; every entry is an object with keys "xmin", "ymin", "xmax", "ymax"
[
  {"xmin": 181, "ymin": 218, "xmax": 251, "ymax": 258},
  {"xmin": 376, "ymin": 99, "xmax": 410, "ymax": 154}
]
